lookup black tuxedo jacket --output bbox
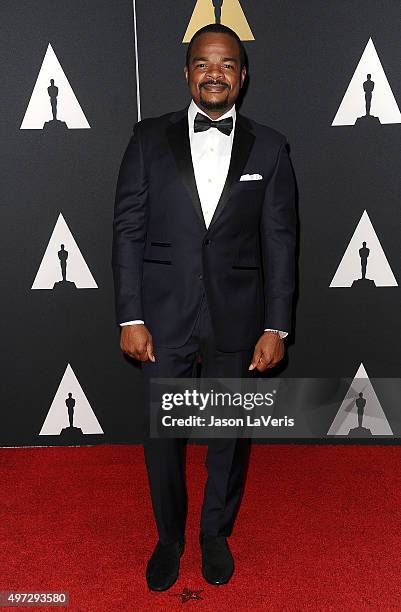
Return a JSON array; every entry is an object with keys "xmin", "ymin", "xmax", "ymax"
[{"xmin": 111, "ymin": 104, "xmax": 297, "ymax": 352}]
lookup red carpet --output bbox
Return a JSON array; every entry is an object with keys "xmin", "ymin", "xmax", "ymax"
[{"xmin": 1, "ymin": 443, "xmax": 401, "ymax": 611}]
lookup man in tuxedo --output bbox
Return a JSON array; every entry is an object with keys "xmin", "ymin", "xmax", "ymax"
[{"xmin": 112, "ymin": 23, "xmax": 296, "ymax": 591}]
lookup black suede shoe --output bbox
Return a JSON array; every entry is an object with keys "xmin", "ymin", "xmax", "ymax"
[
  {"xmin": 146, "ymin": 539, "xmax": 185, "ymax": 591},
  {"xmin": 200, "ymin": 534, "xmax": 234, "ymax": 585}
]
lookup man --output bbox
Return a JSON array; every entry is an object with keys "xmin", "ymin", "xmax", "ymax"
[{"xmin": 112, "ymin": 23, "xmax": 297, "ymax": 591}]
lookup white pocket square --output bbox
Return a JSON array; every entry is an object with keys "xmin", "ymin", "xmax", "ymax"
[{"xmin": 239, "ymin": 173, "xmax": 263, "ymax": 181}]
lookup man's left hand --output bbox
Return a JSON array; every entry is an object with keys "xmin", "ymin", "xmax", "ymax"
[{"xmin": 249, "ymin": 331, "xmax": 285, "ymax": 372}]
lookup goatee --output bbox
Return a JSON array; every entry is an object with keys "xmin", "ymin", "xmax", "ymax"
[
  {"xmin": 199, "ymin": 89, "xmax": 230, "ymax": 112},
  {"xmin": 199, "ymin": 98, "xmax": 229, "ymax": 111}
]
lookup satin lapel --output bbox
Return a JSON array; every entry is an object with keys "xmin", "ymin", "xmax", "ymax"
[
  {"xmin": 166, "ymin": 109, "xmax": 207, "ymax": 230},
  {"xmin": 208, "ymin": 114, "xmax": 255, "ymax": 229}
]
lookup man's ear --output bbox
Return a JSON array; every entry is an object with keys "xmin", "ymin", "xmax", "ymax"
[{"xmin": 240, "ymin": 66, "xmax": 246, "ymax": 88}]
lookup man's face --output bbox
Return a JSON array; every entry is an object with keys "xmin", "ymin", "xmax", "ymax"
[{"xmin": 184, "ymin": 32, "xmax": 246, "ymax": 117}]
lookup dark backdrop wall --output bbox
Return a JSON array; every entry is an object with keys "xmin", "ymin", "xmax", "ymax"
[{"xmin": 2, "ymin": 0, "xmax": 400, "ymax": 446}]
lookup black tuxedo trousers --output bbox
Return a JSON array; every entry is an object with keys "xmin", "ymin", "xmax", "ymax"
[{"xmin": 142, "ymin": 288, "xmax": 255, "ymax": 544}]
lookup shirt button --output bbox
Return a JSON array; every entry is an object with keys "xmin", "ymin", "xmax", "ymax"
[
  {"xmin": 208, "ymin": 178, "xmax": 212, "ymax": 183},
  {"xmin": 210, "ymin": 147, "xmax": 214, "ymax": 152}
]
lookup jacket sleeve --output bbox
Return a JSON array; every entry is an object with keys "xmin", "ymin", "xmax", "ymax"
[
  {"xmin": 111, "ymin": 123, "xmax": 149, "ymax": 325},
  {"xmin": 260, "ymin": 138, "xmax": 297, "ymax": 334}
]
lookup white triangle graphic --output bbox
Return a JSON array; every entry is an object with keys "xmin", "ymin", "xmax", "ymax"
[
  {"xmin": 327, "ymin": 363, "xmax": 392, "ymax": 436},
  {"xmin": 21, "ymin": 43, "xmax": 90, "ymax": 129},
  {"xmin": 39, "ymin": 363, "xmax": 103, "ymax": 435},
  {"xmin": 332, "ymin": 37, "xmax": 401, "ymax": 126},
  {"xmin": 330, "ymin": 210, "xmax": 397, "ymax": 287},
  {"xmin": 32, "ymin": 212, "xmax": 97, "ymax": 289}
]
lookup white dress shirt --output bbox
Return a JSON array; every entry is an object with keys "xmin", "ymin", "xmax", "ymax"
[
  {"xmin": 188, "ymin": 98, "xmax": 236, "ymax": 228},
  {"xmin": 120, "ymin": 99, "xmax": 288, "ymax": 339}
]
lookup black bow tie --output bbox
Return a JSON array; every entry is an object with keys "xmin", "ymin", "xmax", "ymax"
[{"xmin": 194, "ymin": 112, "xmax": 233, "ymax": 136}]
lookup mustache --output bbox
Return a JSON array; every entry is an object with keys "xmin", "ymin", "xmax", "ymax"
[{"xmin": 200, "ymin": 80, "xmax": 230, "ymax": 88}]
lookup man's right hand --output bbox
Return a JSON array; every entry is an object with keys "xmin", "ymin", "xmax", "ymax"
[{"xmin": 120, "ymin": 325, "xmax": 155, "ymax": 362}]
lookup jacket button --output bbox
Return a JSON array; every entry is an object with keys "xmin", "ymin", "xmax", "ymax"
[
  {"xmin": 198, "ymin": 273, "xmax": 203, "ymax": 280},
  {"xmin": 204, "ymin": 239, "xmax": 211, "ymax": 245}
]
